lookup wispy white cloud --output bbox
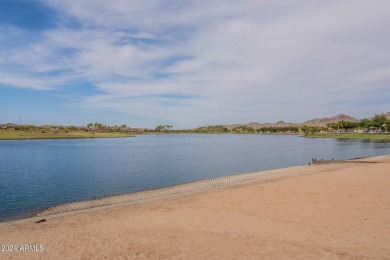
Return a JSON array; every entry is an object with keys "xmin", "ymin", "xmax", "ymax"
[{"xmin": 1, "ymin": 0, "xmax": 389, "ymax": 127}]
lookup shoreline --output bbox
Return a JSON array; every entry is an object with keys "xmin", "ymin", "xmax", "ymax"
[
  {"xmin": 1, "ymin": 154, "xmax": 389, "ymax": 259},
  {"xmin": 305, "ymin": 133, "xmax": 390, "ymax": 140},
  {"xmin": 1, "ymin": 154, "xmax": 387, "ymax": 225},
  {"xmin": 2, "ymin": 164, "xmax": 310, "ymax": 225},
  {"xmin": 33, "ymin": 164, "xmax": 312, "ymax": 219},
  {"xmin": 32, "ymin": 156, "xmax": 380, "ymax": 218}
]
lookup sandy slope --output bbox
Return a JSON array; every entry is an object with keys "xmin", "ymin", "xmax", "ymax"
[{"xmin": 1, "ymin": 155, "xmax": 389, "ymax": 259}]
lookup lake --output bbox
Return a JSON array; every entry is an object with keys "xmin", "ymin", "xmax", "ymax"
[{"xmin": 1, "ymin": 134, "xmax": 390, "ymax": 221}]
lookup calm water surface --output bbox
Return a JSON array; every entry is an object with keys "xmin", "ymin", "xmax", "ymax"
[{"xmin": 1, "ymin": 134, "xmax": 390, "ymax": 221}]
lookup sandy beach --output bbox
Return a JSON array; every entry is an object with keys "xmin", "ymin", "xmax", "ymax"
[{"xmin": 1, "ymin": 155, "xmax": 389, "ymax": 259}]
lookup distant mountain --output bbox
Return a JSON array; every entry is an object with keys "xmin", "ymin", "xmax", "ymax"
[
  {"xmin": 302, "ymin": 113, "xmax": 359, "ymax": 127},
  {"xmin": 224, "ymin": 113, "xmax": 360, "ymax": 129}
]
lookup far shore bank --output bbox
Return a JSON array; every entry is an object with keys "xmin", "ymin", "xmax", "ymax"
[
  {"xmin": 0, "ymin": 154, "xmax": 389, "ymax": 259},
  {"xmin": 305, "ymin": 132, "xmax": 390, "ymax": 140},
  {"xmin": 0, "ymin": 131, "xmax": 134, "ymax": 140},
  {"xmin": 2, "ymin": 130, "xmax": 390, "ymax": 141}
]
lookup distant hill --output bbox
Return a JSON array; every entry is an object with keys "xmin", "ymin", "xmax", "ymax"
[
  {"xmin": 301, "ymin": 114, "xmax": 359, "ymax": 127},
  {"xmin": 224, "ymin": 113, "xmax": 360, "ymax": 129}
]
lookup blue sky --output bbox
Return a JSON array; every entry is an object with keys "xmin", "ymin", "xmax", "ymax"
[{"xmin": 0, "ymin": 0, "xmax": 389, "ymax": 128}]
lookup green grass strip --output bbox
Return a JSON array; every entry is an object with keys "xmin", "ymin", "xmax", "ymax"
[
  {"xmin": 306, "ymin": 133, "xmax": 390, "ymax": 140},
  {"xmin": 0, "ymin": 131, "xmax": 133, "ymax": 140}
]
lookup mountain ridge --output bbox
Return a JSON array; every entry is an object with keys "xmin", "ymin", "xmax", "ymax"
[{"xmin": 224, "ymin": 113, "xmax": 361, "ymax": 129}]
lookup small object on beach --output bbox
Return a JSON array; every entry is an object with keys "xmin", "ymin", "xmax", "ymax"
[
  {"xmin": 35, "ymin": 219, "xmax": 46, "ymax": 223},
  {"xmin": 308, "ymin": 162, "xmax": 311, "ymax": 165}
]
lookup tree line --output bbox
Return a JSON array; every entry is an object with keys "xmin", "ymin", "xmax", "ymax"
[
  {"xmin": 326, "ymin": 114, "xmax": 389, "ymax": 132},
  {"xmin": 2, "ymin": 114, "xmax": 389, "ymax": 135}
]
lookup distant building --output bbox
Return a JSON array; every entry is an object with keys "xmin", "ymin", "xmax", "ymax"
[
  {"xmin": 0, "ymin": 123, "xmax": 18, "ymax": 130},
  {"xmin": 354, "ymin": 129, "xmax": 368, "ymax": 133},
  {"xmin": 369, "ymin": 127, "xmax": 380, "ymax": 133}
]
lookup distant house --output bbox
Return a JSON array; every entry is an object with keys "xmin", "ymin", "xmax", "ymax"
[
  {"xmin": 354, "ymin": 129, "xmax": 368, "ymax": 133},
  {"xmin": 0, "ymin": 123, "xmax": 18, "ymax": 130},
  {"xmin": 88, "ymin": 126, "xmax": 98, "ymax": 133},
  {"xmin": 129, "ymin": 128, "xmax": 149, "ymax": 132},
  {"xmin": 369, "ymin": 127, "xmax": 380, "ymax": 133}
]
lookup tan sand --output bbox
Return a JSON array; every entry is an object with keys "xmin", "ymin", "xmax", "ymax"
[{"xmin": 1, "ymin": 155, "xmax": 389, "ymax": 259}]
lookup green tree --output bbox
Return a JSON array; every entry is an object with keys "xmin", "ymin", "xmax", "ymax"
[
  {"xmin": 359, "ymin": 118, "xmax": 371, "ymax": 129},
  {"xmin": 154, "ymin": 125, "xmax": 173, "ymax": 132},
  {"xmin": 155, "ymin": 125, "xmax": 164, "ymax": 132},
  {"xmin": 371, "ymin": 114, "xmax": 388, "ymax": 130}
]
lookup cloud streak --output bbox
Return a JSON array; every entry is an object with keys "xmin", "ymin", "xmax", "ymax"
[{"xmin": 0, "ymin": 0, "xmax": 389, "ymax": 127}]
